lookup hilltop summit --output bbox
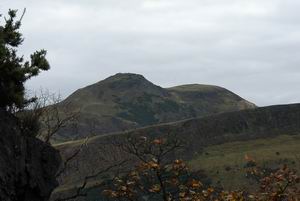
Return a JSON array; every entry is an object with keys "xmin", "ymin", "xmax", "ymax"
[
  {"xmin": 103, "ymin": 73, "xmax": 147, "ymax": 82},
  {"xmin": 55, "ymin": 73, "xmax": 256, "ymax": 141}
]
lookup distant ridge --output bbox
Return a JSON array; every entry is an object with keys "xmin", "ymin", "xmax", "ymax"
[
  {"xmin": 54, "ymin": 73, "xmax": 256, "ymax": 141},
  {"xmin": 54, "ymin": 103, "xmax": 300, "ymax": 195}
]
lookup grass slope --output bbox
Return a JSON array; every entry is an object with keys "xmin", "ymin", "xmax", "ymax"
[
  {"xmin": 52, "ymin": 135, "xmax": 300, "ymax": 201},
  {"xmin": 190, "ymin": 134, "xmax": 300, "ymax": 190},
  {"xmin": 52, "ymin": 73, "xmax": 255, "ymax": 141},
  {"xmin": 52, "ymin": 103, "xmax": 300, "ymax": 200}
]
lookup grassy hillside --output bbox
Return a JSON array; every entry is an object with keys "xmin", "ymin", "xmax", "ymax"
[
  {"xmin": 168, "ymin": 84, "xmax": 255, "ymax": 113},
  {"xmin": 52, "ymin": 103, "xmax": 300, "ymax": 200},
  {"xmin": 190, "ymin": 134, "xmax": 300, "ymax": 190},
  {"xmin": 52, "ymin": 73, "xmax": 255, "ymax": 141},
  {"xmin": 51, "ymin": 135, "xmax": 300, "ymax": 201}
]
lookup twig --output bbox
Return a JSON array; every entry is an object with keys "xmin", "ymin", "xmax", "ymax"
[{"xmin": 55, "ymin": 137, "xmax": 88, "ymax": 178}]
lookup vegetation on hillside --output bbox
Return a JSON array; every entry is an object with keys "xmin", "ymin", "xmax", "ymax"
[
  {"xmin": 54, "ymin": 135, "xmax": 300, "ymax": 201},
  {"xmin": 190, "ymin": 135, "xmax": 300, "ymax": 190},
  {"xmin": 1, "ymin": 8, "xmax": 299, "ymax": 201},
  {"xmin": 52, "ymin": 73, "xmax": 256, "ymax": 141},
  {"xmin": 53, "ymin": 103, "xmax": 300, "ymax": 185},
  {"xmin": 103, "ymin": 155, "xmax": 299, "ymax": 201}
]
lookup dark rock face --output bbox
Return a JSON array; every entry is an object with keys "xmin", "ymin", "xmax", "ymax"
[{"xmin": 0, "ymin": 109, "xmax": 61, "ymax": 201}]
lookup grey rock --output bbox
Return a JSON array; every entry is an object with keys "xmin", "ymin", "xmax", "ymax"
[{"xmin": 0, "ymin": 109, "xmax": 61, "ymax": 201}]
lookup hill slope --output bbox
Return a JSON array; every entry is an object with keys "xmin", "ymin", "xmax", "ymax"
[
  {"xmin": 189, "ymin": 134, "xmax": 300, "ymax": 190},
  {"xmin": 53, "ymin": 135, "xmax": 300, "ymax": 200},
  {"xmin": 55, "ymin": 73, "xmax": 255, "ymax": 141},
  {"xmin": 54, "ymin": 103, "xmax": 300, "ymax": 194}
]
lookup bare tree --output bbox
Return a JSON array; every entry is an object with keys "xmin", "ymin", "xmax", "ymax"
[
  {"xmin": 33, "ymin": 89, "xmax": 80, "ymax": 143},
  {"xmin": 54, "ymin": 159, "xmax": 128, "ymax": 201},
  {"xmin": 29, "ymin": 91, "xmax": 128, "ymax": 201}
]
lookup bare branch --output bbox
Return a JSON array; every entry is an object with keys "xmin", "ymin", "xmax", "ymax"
[
  {"xmin": 54, "ymin": 159, "xmax": 128, "ymax": 201},
  {"xmin": 55, "ymin": 137, "xmax": 89, "ymax": 178},
  {"xmin": 19, "ymin": 8, "xmax": 26, "ymax": 22}
]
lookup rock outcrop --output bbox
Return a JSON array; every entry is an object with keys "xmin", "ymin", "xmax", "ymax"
[{"xmin": 0, "ymin": 109, "xmax": 61, "ymax": 201}]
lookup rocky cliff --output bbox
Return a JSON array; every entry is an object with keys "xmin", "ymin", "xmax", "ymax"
[{"xmin": 0, "ymin": 109, "xmax": 61, "ymax": 201}]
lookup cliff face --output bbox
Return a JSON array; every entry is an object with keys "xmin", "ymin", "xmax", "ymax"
[{"xmin": 0, "ymin": 109, "xmax": 61, "ymax": 201}]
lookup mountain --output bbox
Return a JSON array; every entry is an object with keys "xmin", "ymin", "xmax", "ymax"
[
  {"xmin": 53, "ymin": 103, "xmax": 300, "ymax": 199},
  {"xmin": 54, "ymin": 73, "xmax": 256, "ymax": 141}
]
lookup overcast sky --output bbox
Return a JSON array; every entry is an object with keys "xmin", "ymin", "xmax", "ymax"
[{"xmin": 2, "ymin": 0, "xmax": 300, "ymax": 106}]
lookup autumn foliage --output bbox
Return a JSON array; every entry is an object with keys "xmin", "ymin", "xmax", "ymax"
[{"xmin": 103, "ymin": 136, "xmax": 300, "ymax": 201}]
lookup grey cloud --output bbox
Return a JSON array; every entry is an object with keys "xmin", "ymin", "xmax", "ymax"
[{"xmin": 1, "ymin": 0, "xmax": 300, "ymax": 106}]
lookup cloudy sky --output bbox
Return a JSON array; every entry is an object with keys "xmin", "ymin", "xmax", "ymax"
[{"xmin": 1, "ymin": 0, "xmax": 300, "ymax": 106}]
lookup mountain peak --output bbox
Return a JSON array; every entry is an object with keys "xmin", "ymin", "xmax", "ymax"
[
  {"xmin": 95, "ymin": 73, "xmax": 161, "ymax": 92},
  {"xmin": 103, "ymin": 73, "xmax": 146, "ymax": 83}
]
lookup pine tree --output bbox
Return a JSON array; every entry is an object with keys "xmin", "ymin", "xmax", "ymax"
[{"xmin": 0, "ymin": 9, "xmax": 50, "ymax": 111}]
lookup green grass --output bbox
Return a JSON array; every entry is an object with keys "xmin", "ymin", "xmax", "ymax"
[
  {"xmin": 53, "ymin": 134, "xmax": 300, "ymax": 200},
  {"xmin": 168, "ymin": 84, "xmax": 221, "ymax": 92},
  {"xmin": 189, "ymin": 134, "xmax": 300, "ymax": 190},
  {"xmin": 57, "ymin": 74, "xmax": 257, "ymax": 142}
]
